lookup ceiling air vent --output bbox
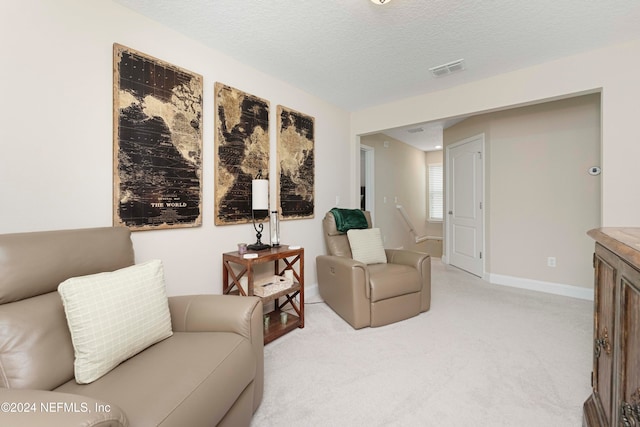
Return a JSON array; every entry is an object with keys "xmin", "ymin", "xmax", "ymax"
[
  {"xmin": 407, "ymin": 127, "xmax": 424, "ymax": 134},
  {"xmin": 429, "ymin": 59, "xmax": 465, "ymax": 78}
]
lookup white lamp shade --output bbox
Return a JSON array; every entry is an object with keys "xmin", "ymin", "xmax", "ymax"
[{"xmin": 251, "ymin": 179, "xmax": 269, "ymax": 210}]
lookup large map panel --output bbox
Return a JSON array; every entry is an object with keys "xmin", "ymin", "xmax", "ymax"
[
  {"xmin": 113, "ymin": 44, "xmax": 203, "ymax": 231},
  {"xmin": 277, "ymin": 105, "xmax": 315, "ymax": 220},
  {"xmin": 214, "ymin": 83, "xmax": 270, "ymax": 225}
]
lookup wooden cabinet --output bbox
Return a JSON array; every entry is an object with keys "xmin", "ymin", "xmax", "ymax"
[
  {"xmin": 222, "ymin": 245, "xmax": 304, "ymax": 344},
  {"xmin": 584, "ymin": 228, "xmax": 640, "ymax": 426}
]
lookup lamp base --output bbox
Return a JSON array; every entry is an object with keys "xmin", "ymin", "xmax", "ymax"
[{"xmin": 247, "ymin": 243, "xmax": 271, "ymax": 251}]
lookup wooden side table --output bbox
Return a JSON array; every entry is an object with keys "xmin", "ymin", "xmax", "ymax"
[{"xmin": 222, "ymin": 245, "xmax": 304, "ymax": 344}]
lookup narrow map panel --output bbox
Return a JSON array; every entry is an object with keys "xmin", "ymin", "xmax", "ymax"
[
  {"xmin": 113, "ymin": 44, "xmax": 203, "ymax": 230},
  {"xmin": 277, "ymin": 106, "xmax": 315, "ymax": 220},
  {"xmin": 214, "ymin": 83, "xmax": 270, "ymax": 225}
]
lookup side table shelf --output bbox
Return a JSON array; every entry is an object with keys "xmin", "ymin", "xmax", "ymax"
[{"xmin": 222, "ymin": 245, "xmax": 304, "ymax": 344}]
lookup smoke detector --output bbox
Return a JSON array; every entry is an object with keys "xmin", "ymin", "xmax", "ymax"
[{"xmin": 429, "ymin": 59, "xmax": 466, "ymax": 78}]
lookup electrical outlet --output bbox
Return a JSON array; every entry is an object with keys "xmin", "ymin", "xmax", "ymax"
[
  {"xmin": 335, "ymin": 195, "xmax": 340, "ymax": 206},
  {"xmin": 547, "ymin": 257, "xmax": 556, "ymax": 267}
]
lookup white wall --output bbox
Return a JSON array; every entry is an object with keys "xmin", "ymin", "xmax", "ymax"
[
  {"xmin": 0, "ymin": 0, "xmax": 351, "ymax": 297},
  {"xmin": 360, "ymin": 134, "xmax": 428, "ymax": 251},
  {"xmin": 351, "ymin": 39, "xmax": 640, "ymax": 297},
  {"xmin": 444, "ymin": 95, "xmax": 601, "ymax": 289},
  {"xmin": 351, "ymin": 39, "xmax": 640, "ymax": 228}
]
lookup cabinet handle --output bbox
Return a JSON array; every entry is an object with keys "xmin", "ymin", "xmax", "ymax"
[{"xmin": 594, "ymin": 327, "xmax": 611, "ymax": 358}]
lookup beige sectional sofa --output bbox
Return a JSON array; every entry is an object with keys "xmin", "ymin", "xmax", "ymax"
[{"xmin": 0, "ymin": 227, "xmax": 263, "ymax": 426}]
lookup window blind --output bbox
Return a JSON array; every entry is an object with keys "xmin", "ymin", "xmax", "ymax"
[{"xmin": 428, "ymin": 163, "xmax": 443, "ymax": 221}]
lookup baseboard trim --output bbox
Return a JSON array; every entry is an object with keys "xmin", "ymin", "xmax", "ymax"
[
  {"xmin": 305, "ymin": 283, "xmax": 320, "ymax": 301},
  {"xmin": 489, "ymin": 273, "xmax": 593, "ymax": 301}
]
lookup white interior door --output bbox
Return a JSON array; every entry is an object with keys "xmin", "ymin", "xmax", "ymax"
[{"xmin": 446, "ymin": 135, "xmax": 484, "ymax": 277}]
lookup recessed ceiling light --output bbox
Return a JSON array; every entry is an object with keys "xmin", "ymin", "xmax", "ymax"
[
  {"xmin": 370, "ymin": 0, "xmax": 391, "ymax": 4},
  {"xmin": 435, "ymin": 145, "xmax": 443, "ymax": 149}
]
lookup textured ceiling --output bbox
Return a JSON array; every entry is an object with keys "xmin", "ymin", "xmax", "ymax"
[{"xmin": 113, "ymin": 0, "xmax": 640, "ymax": 149}]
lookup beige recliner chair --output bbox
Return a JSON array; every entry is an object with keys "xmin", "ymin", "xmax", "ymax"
[{"xmin": 316, "ymin": 210, "xmax": 431, "ymax": 329}]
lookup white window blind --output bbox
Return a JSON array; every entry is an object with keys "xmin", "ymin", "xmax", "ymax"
[{"xmin": 428, "ymin": 163, "xmax": 443, "ymax": 221}]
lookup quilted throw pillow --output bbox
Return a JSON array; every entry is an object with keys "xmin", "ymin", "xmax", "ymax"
[
  {"xmin": 58, "ymin": 259, "xmax": 173, "ymax": 384},
  {"xmin": 347, "ymin": 228, "xmax": 388, "ymax": 265}
]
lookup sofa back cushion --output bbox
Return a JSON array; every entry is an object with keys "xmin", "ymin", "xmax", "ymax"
[
  {"xmin": 322, "ymin": 211, "xmax": 372, "ymax": 258},
  {"xmin": 0, "ymin": 227, "xmax": 135, "ymax": 390},
  {"xmin": 0, "ymin": 227, "xmax": 135, "ymax": 304}
]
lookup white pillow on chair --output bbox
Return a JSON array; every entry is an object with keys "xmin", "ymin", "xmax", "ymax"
[
  {"xmin": 58, "ymin": 259, "xmax": 173, "ymax": 384},
  {"xmin": 347, "ymin": 228, "xmax": 388, "ymax": 265}
]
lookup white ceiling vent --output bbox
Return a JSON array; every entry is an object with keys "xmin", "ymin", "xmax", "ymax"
[
  {"xmin": 407, "ymin": 127, "xmax": 424, "ymax": 134},
  {"xmin": 429, "ymin": 59, "xmax": 465, "ymax": 78}
]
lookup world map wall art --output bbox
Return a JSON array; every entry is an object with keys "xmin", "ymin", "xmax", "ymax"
[
  {"xmin": 214, "ymin": 82, "xmax": 270, "ymax": 225},
  {"xmin": 277, "ymin": 105, "xmax": 315, "ymax": 220},
  {"xmin": 113, "ymin": 44, "xmax": 203, "ymax": 231}
]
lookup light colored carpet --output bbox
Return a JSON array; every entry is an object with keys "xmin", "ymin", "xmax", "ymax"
[{"xmin": 251, "ymin": 259, "xmax": 593, "ymax": 427}]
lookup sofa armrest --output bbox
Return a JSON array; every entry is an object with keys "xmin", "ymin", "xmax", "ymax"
[
  {"xmin": 385, "ymin": 249, "xmax": 431, "ymax": 311},
  {"xmin": 168, "ymin": 294, "xmax": 264, "ymax": 412},
  {"xmin": 169, "ymin": 295, "xmax": 261, "ymax": 336},
  {"xmin": 316, "ymin": 255, "xmax": 372, "ymax": 328},
  {"xmin": 0, "ymin": 389, "xmax": 127, "ymax": 427},
  {"xmin": 385, "ymin": 249, "xmax": 429, "ymax": 270},
  {"xmin": 316, "ymin": 255, "xmax": 369, "ymax": 297},
  {"xmin": 386, "ymin": 249, "xmax": 431, "ymax": 283}
]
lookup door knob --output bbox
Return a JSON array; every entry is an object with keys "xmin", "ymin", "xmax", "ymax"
[{"xmin": 448, "ymin": 211, "xmax": 453, "ymax": 215}]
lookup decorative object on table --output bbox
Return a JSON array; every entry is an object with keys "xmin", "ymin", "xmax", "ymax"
[
  {"xmin": 280, "ymin": 311, "xmax": 288, "ymax": 325},
  {"xmin": 253, "ymin": 275, "xmax": 294, "ymax": 297},
  {"xmin": 113, "ymin": 44, "xmax": 203, "ymax": 231},
  {"xmin": 247, "ymin": 171, "xmax": 271, "ymax": 251},
  {"xmin": 263, "ymin": 315, "xmax": 270, "ymax": 329},
  {"xmin": 214, "ymin": 82, "xmax": 270, "ymax": 225},
  {"xmin": 237, "ymin": 243, "xmax": 247, "ymax": 254},
  {"xmin": 276, "ymin": 105, "xmax": 315, "ymax": 221},
  {"xmin": 270, "ymin": 210, "xmax": 280, "ymax": 247}
]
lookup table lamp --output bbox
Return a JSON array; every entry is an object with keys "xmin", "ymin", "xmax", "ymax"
[{"xmin": 247, "ymin": 171, "xmax": 271, "ymax": 251}]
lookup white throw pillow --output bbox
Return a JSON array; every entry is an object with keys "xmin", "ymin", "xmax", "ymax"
[
  {"xmin": 58, "ymin": 259, "xmax": 173, "ymax": 384},
  {"xmin": 347, "ymin": 228, "xmax": 387, "ymax": 265}
]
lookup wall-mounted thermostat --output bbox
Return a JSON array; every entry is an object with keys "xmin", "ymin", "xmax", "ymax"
[{"xmin": 588, "ymin": 166, "xmax": 601, "ymax": 176}]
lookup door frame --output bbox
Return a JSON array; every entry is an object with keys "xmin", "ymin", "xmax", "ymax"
[
  {"xmin": 360, "ymin": 144, "xmax": 375, "ymax": 224},
  {"xmin": 444, "ymin": 133, "xmax": 486, "ymax": 278}
]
